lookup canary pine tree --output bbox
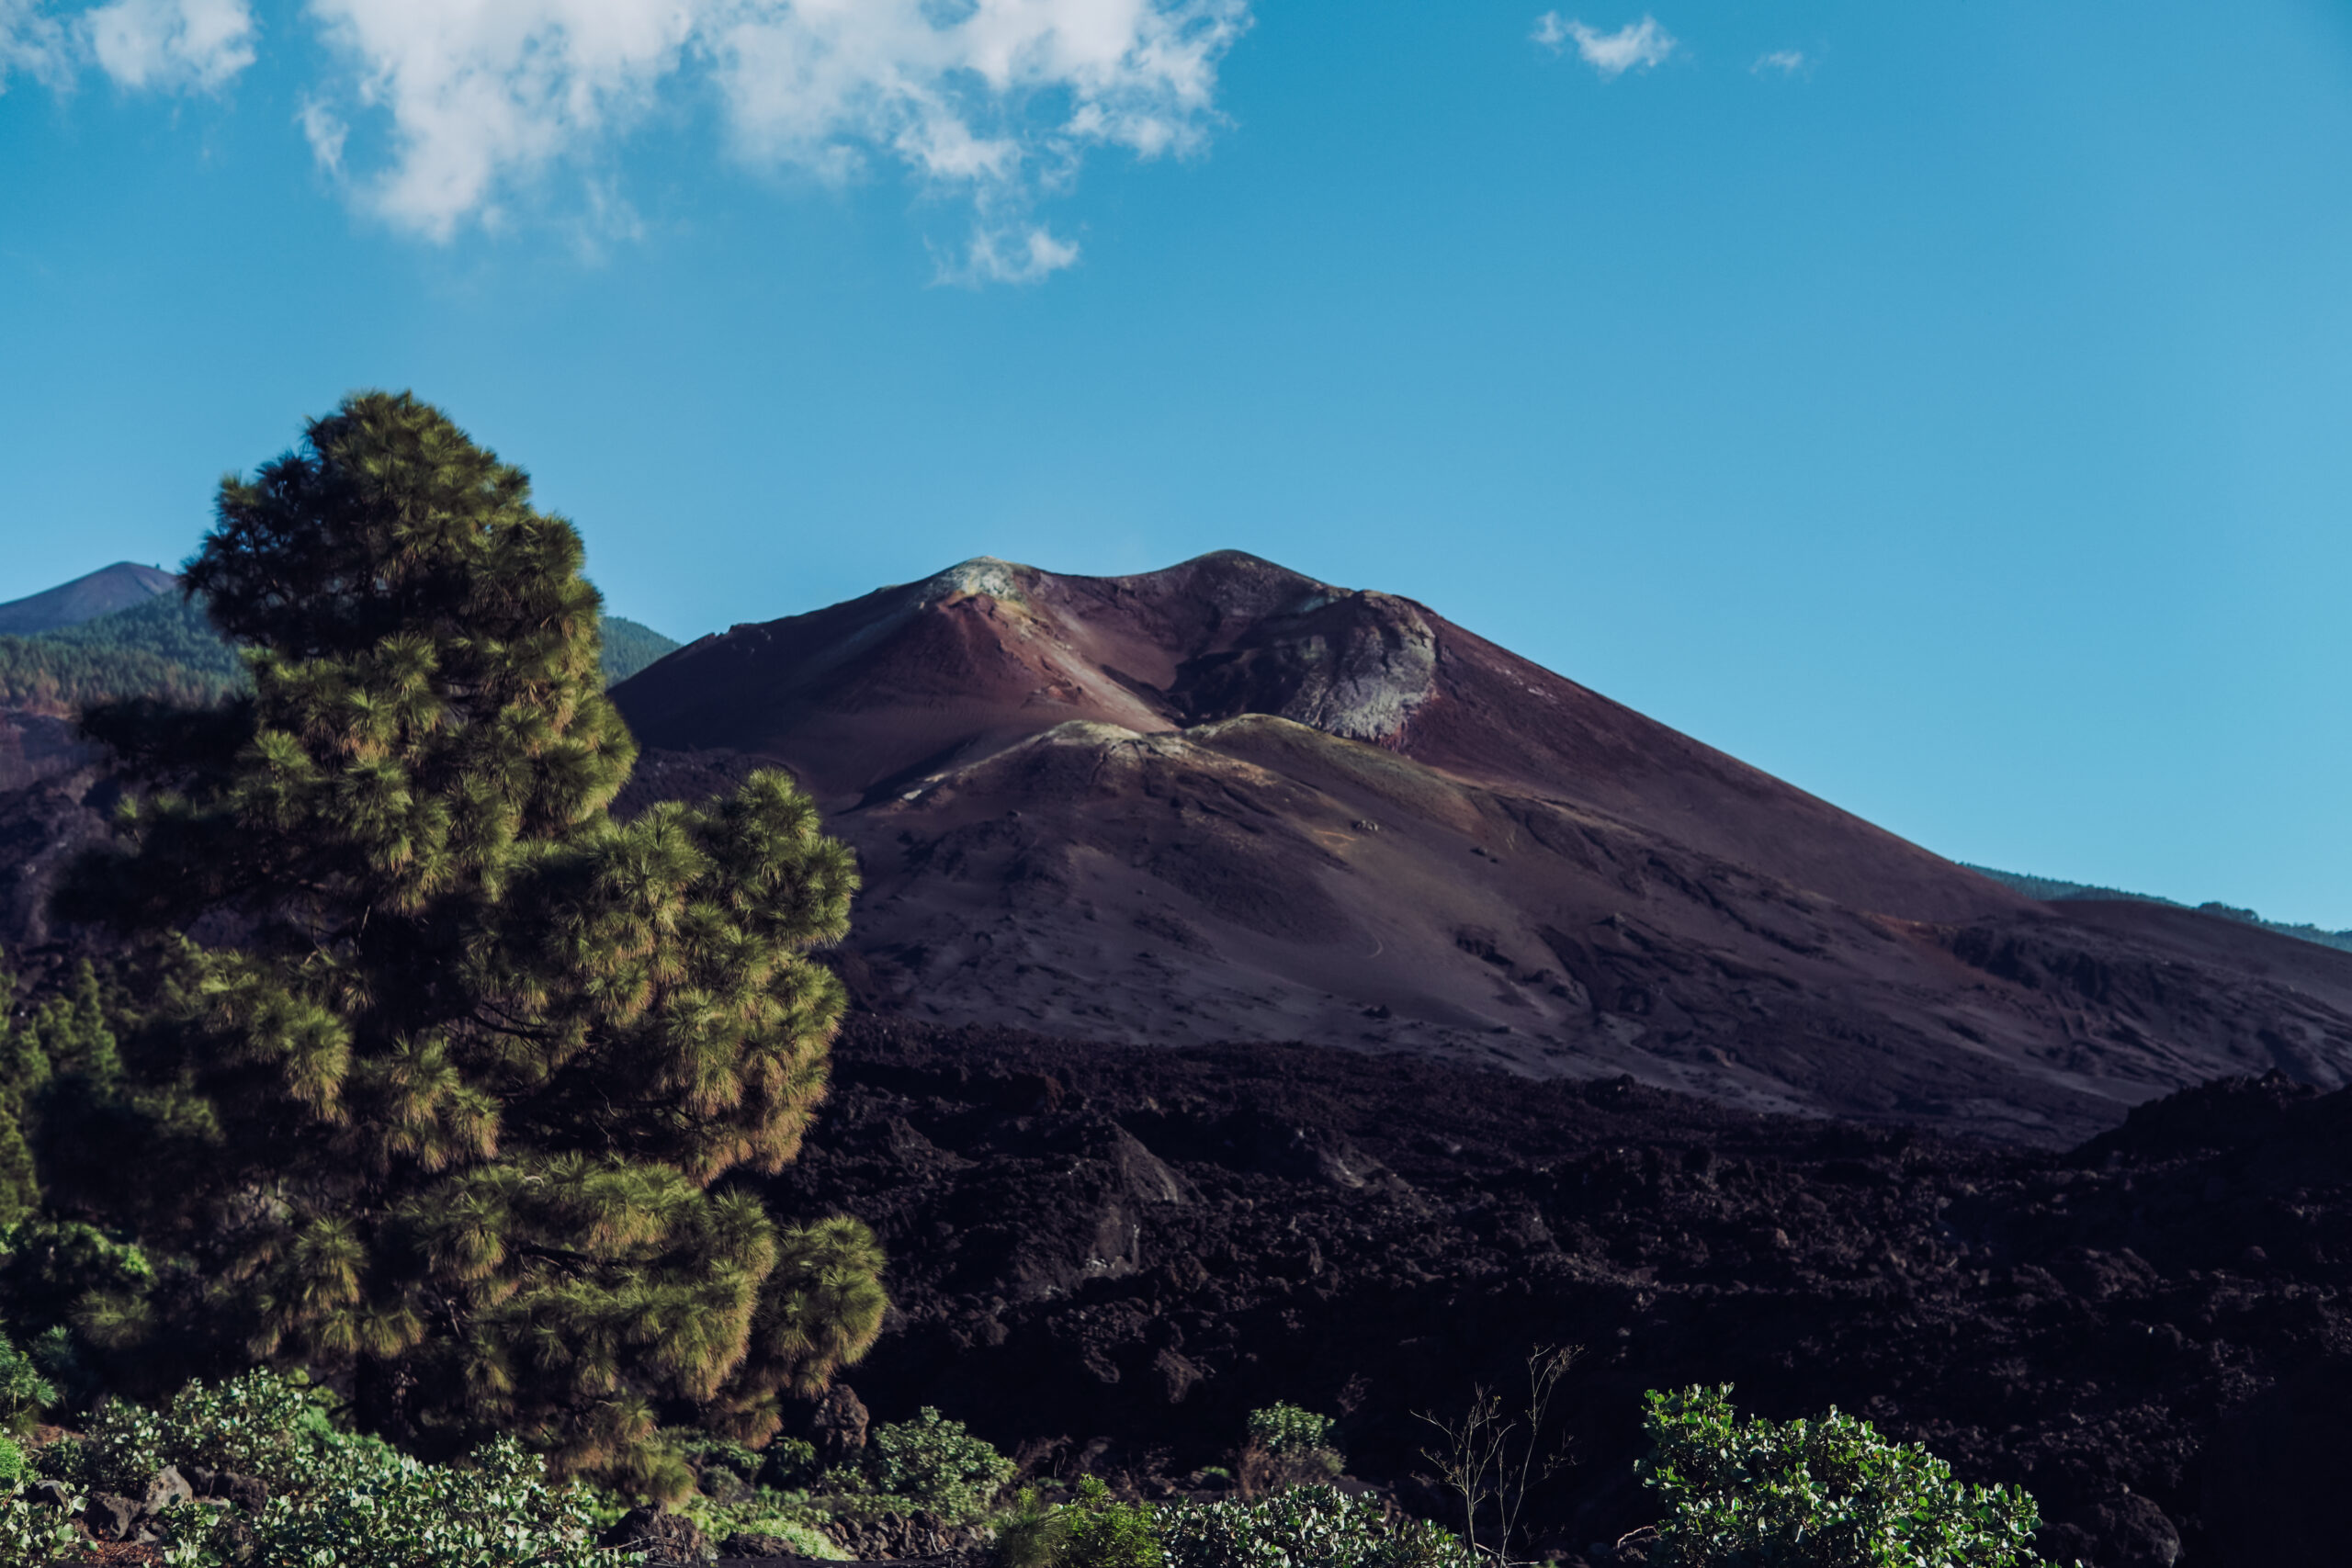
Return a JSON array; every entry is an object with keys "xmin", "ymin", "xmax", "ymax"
[
  {"xmin": 62, "ymin": 392, "xmax": 885, "ymax": 1494},
  {"xmin": 0, "ymin": 954, "xmax": 121, "ymax": 1227}
]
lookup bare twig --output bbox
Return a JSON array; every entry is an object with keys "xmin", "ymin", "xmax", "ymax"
[{"xmin": 1417, "ymin": 1344, "xmax": 1580, "ymax": 1567}]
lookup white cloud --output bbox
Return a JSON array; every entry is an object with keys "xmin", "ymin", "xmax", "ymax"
[
  {"xmin": 943, "ymin": 220, "xmax": 1081, "ymax": 287},
  {"xmin": 1532, "ymin": 13, "xmax": 1676, "ymax": 79},
  {"xmin": 1752, "ymin": 48, "xmax": 1804, "ymax": 75},
  {"xmin": 3, "ymin": 0, "xmax": 251, "ymax": 94},
  {"xmin": 294, "ymin": 0, "xmax": 1250, "ymax": 265},
  {"xmin": 2, "ymin": 0, "xmax": 73, "ymax": 89},
  {"xmin": 298, "ymin": 96, "xmax": 346, "ymax": 174},
  {"xmin": 82, "ymin": 0, "xmax": 253, "ymax": 89},
  {"xmin": 302, "ymin": 0, "xmax": 695, "ymax": 240},
  {"xmin": 2, "ymin": 0, "xmax": 1248, "ymax": 277}
]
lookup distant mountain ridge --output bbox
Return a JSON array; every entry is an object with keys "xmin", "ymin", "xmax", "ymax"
[
  {"xmin": 1966, "ymin": 863, "xmax": 2352, "ymax": 955},
  {"xmin": 0, "ymin": 561, "xmax": 682, "ymax": 797},
  {"xmin": 0, "ymin": 564, "xmax": 681, "ymax": 713},
  {"xmin": 0, "ymin": 562, "xmax": 175, "ymax": 636}
]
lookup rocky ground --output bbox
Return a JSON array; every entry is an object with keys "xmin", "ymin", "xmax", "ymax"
[{"xmin": 755, "ymin": 1017, "xmax": 2352, "ymax": 1568}]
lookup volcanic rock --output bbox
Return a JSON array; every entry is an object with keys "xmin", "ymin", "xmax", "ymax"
[
  {"xmin": 605, "ymin": 1506, "xmax": 717, "ymax": 1565},
  {"xmin": 822, "ymin": 1511, "xmax": 992, "ymax": 1561},
  {"xmin": 84, "ymin": 1492, "xmax": 141, "ymax": 1542},
  {"xmin": 762, "ymin": 1020, "xmax": 2352, "ymax": 1566},
  {"xmin": 811, "ymin": 1383, "xmax": 871, "ymax": 1465}
]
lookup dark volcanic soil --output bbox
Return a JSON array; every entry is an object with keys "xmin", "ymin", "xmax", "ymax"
[{"xmin": 766, "ymin": 1018, "xmax": 2352, "ymax": 1568}]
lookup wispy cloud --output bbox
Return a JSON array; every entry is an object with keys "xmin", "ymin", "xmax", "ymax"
[
  {"xmin": 300, "ymin": 0, "xmax": 1250, "ymax": 270},
  {"xmin": 2, "ymin": 7, "xmax": 48, "ymax": 86},
  {"xmin": 1752, "ymin": 49, "xmax": 1806, "ymax": 75},
  {"xmin": 3, "ymin": 0, "xmax": 249, "ymax": 94},
  {"xmin": 298, "ymin": 97, "xmax": 346, "ymax": 176},
  {"xmin": 1532, "ymin": 13, "xmax": 1677, "ymax": 78},
  {"xmin": 943, "ymin": 223, "xmax": 1084, "ymax": 288},
  {"xmin": 4, "ymin": 0, "xmax": 1251, "ymax": 283},
  {"xmin": 81, "ymin": 0, "xmax": 253, "ymax": 91}
]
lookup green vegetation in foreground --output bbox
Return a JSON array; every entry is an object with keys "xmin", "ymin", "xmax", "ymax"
[
  {"xmin": 0, "ymin": 577, "xmax": 679, "ymax": 713},
  {"xmin": 2, "ymin": 1365, "xmax": 618, "ymax": 1567},
  {"xmin": 0, "ymin": 1302, "xmax": 2090, "ymax": 1564},
  {"xmin": 1638, "ymin": 1385, "xmax": 2057, "ymax": 1568},
  {"xmin": 1966, "ymin": 863, "xmax": 2352, "ymax": 954},
  {"xmin": 24, "ymin": 390, "xmax": 878, "ymax": 1497}
]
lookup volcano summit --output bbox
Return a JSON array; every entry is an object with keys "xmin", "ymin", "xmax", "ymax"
[{"xmin": 614, "ymin": 551, "xmax": 2352, "ymax": 1144}]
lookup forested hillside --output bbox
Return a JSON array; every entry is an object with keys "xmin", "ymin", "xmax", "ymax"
[
  {"xmin": 1966, "ymin": 863, "xmax": 2352, "ymax": 954},
  {"xmin": 596, "ymin": 614, "xmax": 684, "ymax": 684},
  {"xmin": 0, "ymin": 589, "xmax": 681, "ymax": 711}
]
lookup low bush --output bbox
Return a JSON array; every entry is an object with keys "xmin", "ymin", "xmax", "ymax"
[
  {"xmin": 24, "ymin": 1369, "xmax": 637, "ymax": 1568},
  {"xmin": 757, "ymin": 1435, "xmax": 820, "ymax": 1490},
  {"xmin": 713, "ymin": 1510, "xmax": 842, "ymax": 1559},
  {"xmin": 1638, "ymin": 1384, "xmax": 2055, "ymax": 1568},
  {"xmin": 1245, "ymin": 1404, "xmax": 1335, "ymax": 1458},
  {"xmin": 1159, "ymin": 1484, "xmax": 1473, "ymax": 1568},
  {"xmin": 153, "ymin": 1366, "xmax": 344, "ymax": 1488},
  {"xmin": 860, "ymin": 1405, "xmax": 1016, "ymax": 1524},
  {"xmin": 1238, "ymin": 1402, "xmax": 1343, "ymax": 1494},
  {"xmin": 668, "ymin": 1473, "xmax": 844, "ymax": 1559},
  {"xmin": 1004, "ymin": 1479, "xmax": 1466, "ymax": 1568},
  {"xmin": 173, "ymin": 1435, "xmax": 627, "ymax": 1568},
  {"xmin": 0, "ymin": 1331, "xmax": 55, "ymax": 1436},
  {"xmin": 0, "ymin": 1495, "xmax": 81, "ymax": 1567},
  {"xmin": 662, "ymin": 1427, "xmax": 765, "ymax": 1503},
  {"xmin": 1001, "ymin": 1476, "xmax": 1164, "ymax": 1568},
  {"xmin": 72, "ymin": 1367, "xmax": 345, "ymax": 1495}
]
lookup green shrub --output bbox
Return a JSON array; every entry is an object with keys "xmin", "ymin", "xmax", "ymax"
[
  {"xmin": 66, "ymin": 1368, "xmax": 353, "ymax": 1496},
  {"xmin": 722, "ymin": 1512, "xmax": 843, "ymax": 1559},
  {"xmin": 659, "ymin": 1472, "xmax": 847, "ymax": 1560},
  {"xmin": 1001, "ymin": 1477, "xmax": 1165, "ymax": 1568},
  {"xmin": 31, "ymin": 1429, "xmax": 88, "ymax": 1486},
  {"xmin": 0, "ymin": 1431, "xmax": 23, "ymax": 1488},
  {"xmin": 1159, "ymin": 1485, "xmax": 1473, "ymax": 1568},
  {"xmin": 81, "ymin": 1394, "xmax": 171, "ymax": 1494},
  {"xmin": 0, "ymin": 1332, "xmax": 55, "ymax": 1436},
  {"xmin": 153, "ymin": 1368, "xmax": 343, "ymax": 1490},
  {"xmin": 998, "ymin": 1485, "xmax": 1067, "ymax": 1568},
  {"xmin": 0, "ymin": 1495, "xmax": 80, "ymax": 1566},
  {"xmin": 0, "ymin": 1218, "xmax": 156, "ymax": 1358},
  {"xmin": 862, "ymin": 1406, "xmax": 1015, "ymax": 1524},
  {"xmin": 1239, "ymin": 1402, "xmax": 1343, "ymax": 1492},
  {"xmin": 169, "ymin": 1435, "xmax": 629, "ymax": 1568},
  {"xmin": 63, "ymin": 1369, "xmax": 628, "ymax": 1568},
  {"xmin": 1062, "ymin": 1478, "xmax": 1166, "ymax": 1568},
  {"xmin": 1245, "ymin": 1404, "xmax": 1334, "ymax": 1458},
  {"xmin": 758, "ymin": 1435, "xmax": 820, "ymax": 1490},
  {"xmin": 1638, "ymin": 1385, "xmax": 2051, "ymax": 1568}
]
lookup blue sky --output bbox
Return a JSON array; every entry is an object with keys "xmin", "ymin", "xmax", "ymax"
[{"xmin": 5, "ymin": 0, "xmax": 2352, "ymax": 924}]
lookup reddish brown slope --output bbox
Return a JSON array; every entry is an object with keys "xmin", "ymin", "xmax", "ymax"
[
  {"xmin": 611, "ymin": 552, "xmax": 2352, "ymax": 1143},
  {"xmin": 618, "ymin": 552, "xmax": 2018, "ymax": 924}
]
